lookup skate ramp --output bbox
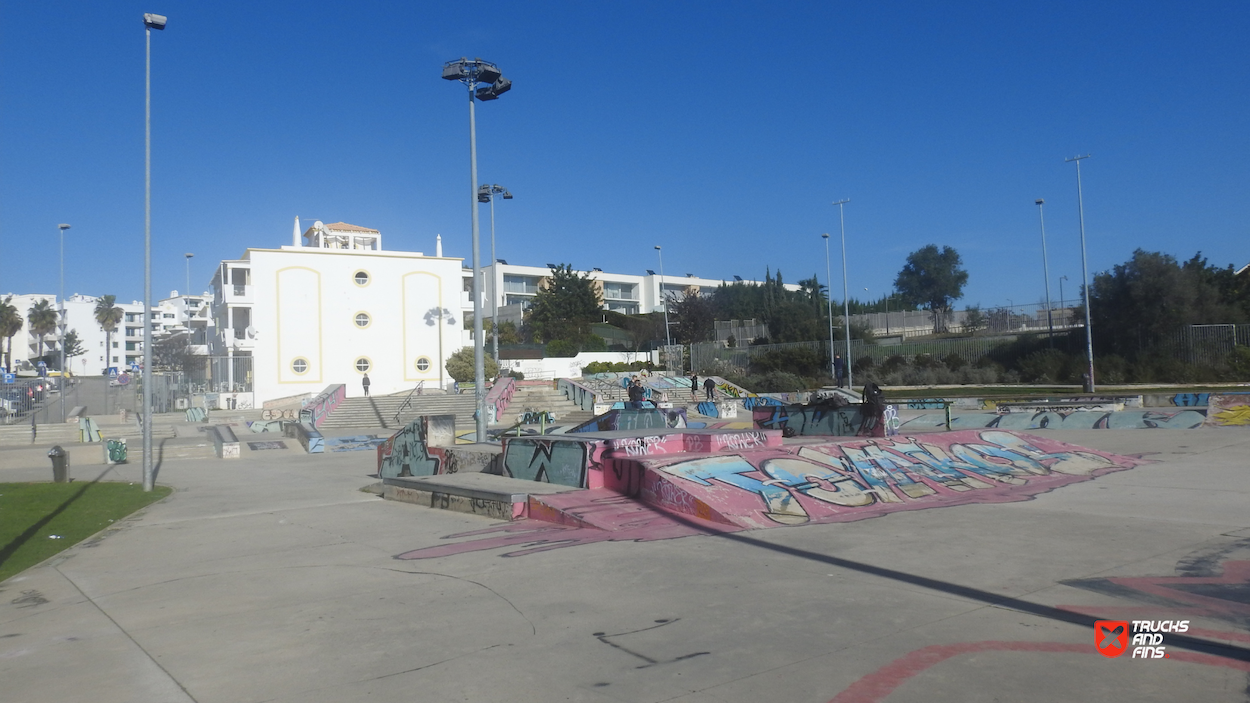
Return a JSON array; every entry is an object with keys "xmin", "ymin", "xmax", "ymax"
[{"xmin": 530, "ymin": 430, "xmax": 1144, "ymax": 531}]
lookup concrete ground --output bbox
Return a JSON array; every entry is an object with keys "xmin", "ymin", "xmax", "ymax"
[{"xmin": 1, "ymin": 428, "xmax": 1248, "ymax": 702}]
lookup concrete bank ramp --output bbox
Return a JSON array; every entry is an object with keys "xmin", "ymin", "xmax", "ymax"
[{"xmin": 527, "ymin": 430, "xmax": 1144, "ymax": 531}]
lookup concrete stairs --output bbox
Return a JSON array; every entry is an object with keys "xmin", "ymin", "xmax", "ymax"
[
  {"xmin": 318, "ymin": 393, "xmax": 478, "ymax": 431},
  {"xmin": 498, "ymin": 385, "xmax": 596, "ymax": 428},
  {"xmin": 0, "ymin": 419, "xmax": 178, "ymax": 448}
]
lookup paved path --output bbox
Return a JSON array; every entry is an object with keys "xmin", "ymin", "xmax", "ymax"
[{"xmin": 2, "ymin": 429, "xmax": 1249, "ymax": 702}]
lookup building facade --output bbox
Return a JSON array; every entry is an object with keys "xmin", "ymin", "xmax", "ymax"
[{"xmin": 209, "ymin": 220, "xmax": 464, "ymax": 404}]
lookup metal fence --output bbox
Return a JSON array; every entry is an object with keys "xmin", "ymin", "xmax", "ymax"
[
  {"xmin": 690, "ymin": 336, "xmax": 1017, "ymax": 374},
  {"xmin": 851, "ymin": 299, "xmax": 1085, "ymax": 339},
  {"xmin": 187, "ymin": 355, "xmax": 253, "ymax": 393},
  {"xmin": 1158, "ymin": 324, "xmax": 1250, "ymax": 367}
]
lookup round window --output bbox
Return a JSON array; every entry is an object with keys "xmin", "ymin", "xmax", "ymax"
[
  {"xmin": 291, "ymin": 358, "xmax": 309, "ymax": 374},
  {"xmin": 353, "ymin": 270, "xmax": 370, "ymax": 286},
  {"xmin": 355, "ymin": 357, "xmax": 371, "ymax": 373},
  {"xmin": 415, "ymin": 357, "xmax": 431, "ymax": 372},
  {"xmin": 354, "ymin": 312, "xmax": 371, "ymax": 328}
]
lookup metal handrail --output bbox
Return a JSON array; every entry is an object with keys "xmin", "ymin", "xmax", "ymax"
[{"xmin": 392, "ymin": 380, "xmax": 424, "ymax": 424}]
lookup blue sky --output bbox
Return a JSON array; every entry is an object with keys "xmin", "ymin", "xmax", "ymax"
[{"xmin": 2, "ymin": 1, "xmax": 1246, "ymax": 311}]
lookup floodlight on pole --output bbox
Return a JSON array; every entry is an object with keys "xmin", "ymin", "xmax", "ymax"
[
  {"xmin": 1035, "ymin": 199, "xmax": 1055, "ymax": 347},
  {"xmin": 822, "ymin": 233, "xmax": 835, "ymax": 380},
  {"xmin": 185, "ymin": 253, "xmax": 194, "ymax": 295},
  {"xmin": 57, "ymin": 224, "xmax": 70, "ymax": 423},
  {"xmin": 1066, "ymin": 154, "xmax": 1095, "ymax": 393},
  {"xmin": 478, "ymin": 184, "xmax": 512, "ymax": 364},
  {"xmin": 142, "ymin": 12, "xmax": 165, "ymax": 492},
  {"xmin": 654, "ymin": 246, "xmax": 672, "ymax": 350},
  {"xmin": 833, "ymin": 198, "xmax": 853, "ymax": 389},
  {"xmin": 443, "ymin": 57, "xmax": 511, "ymax": 443}
]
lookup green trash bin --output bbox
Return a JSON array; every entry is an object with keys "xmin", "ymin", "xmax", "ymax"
[{"xmin": 105, "ymin": 438, "xmax": 128, "ymax": 465}]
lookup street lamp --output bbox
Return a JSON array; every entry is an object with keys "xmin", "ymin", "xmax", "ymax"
[
  {"xmin": 142, "ymin": 11, "xmax": 165, "ymax": 492},
  {"xmin": 1059, "ymin": 275, "xmax": 1068, "ymax": 309},
  {"xmin": 822, "ymin": 234, "xmax": 835, "ymax": 380},
  {"xmin": 443, "ymin": 57, "xmax": 511, "ymax": 443},
  {"xmin": 1066, "ymin": 154, "xmax": 1096, "ymax": 392},
  {"xmin": 1035, "ymin": 199, "xmax": 1055, "ymax": 347},
  {"xmin": 185, "ymin": 253, "xmax": 194, "ymax": 296},
  {"xmin": 477, "ymin": 184, "xmax": 512, "ymax": 363},
  {"xmin": 57, "ymin": 224, "xmax": 70, "ymax": 423},
  {"xmin": 833, "ymin": 198, "xmax": 852, "ymax": 388},
  {"xmin": 654, "ymin": 246, "xmax": 672, "ymax": 354}
]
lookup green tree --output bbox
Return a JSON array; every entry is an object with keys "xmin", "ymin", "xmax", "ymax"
[
  {"xmin": 671, "ymin": 292, "xmax": 715, "ymax": 344},
  {"xmin": 445, "ymin": 346, "xmax": 499, "ymax": 382},
  {"xmin": 1090, "ymin": 250, "xmax": 1249, "ymax": 358},
  {"xmin": 26, "ymin": 299, "xmax": 58, "ymax": 363},
  {"xmin": 523, "ymin": 264, "xmax": 603, "ymax": 344},
  {"xmin": 62, "ymin": 329, "xmax": 86, "ymax": 363},
  {"xmin": 94, "ymin": 294, "xmax": 124, "ymax": 373},
  {"xmin": 963, "ymin": 305, "xmax": 986, "ymax": 334},
  {"xmin": 894, "ymin": 245, "xmax": 968, "ymax": 333},
  {"xmin": 0, "ymin": 296, "xmax": 22, "ymax": 371}
]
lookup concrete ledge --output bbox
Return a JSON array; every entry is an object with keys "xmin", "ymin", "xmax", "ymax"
[
  {"xmin": 213, "ymin": 425, "xmax": 241, "ymax": 459},
  {"xmin": 382, "ymin": 472, "xmax": 582, "ymax": 521},
  {"xmin": 285, "ymin": 422, "xmax": 324, "ymax": 453},
  {"xmin": 66, "ymin": 406, "xmax": 87, "ymax": 423}
]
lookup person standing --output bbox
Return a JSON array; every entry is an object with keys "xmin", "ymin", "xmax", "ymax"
[
  {"xmin": 690, "ymin": 374, "xmax": 698, "ymax": 400},
  {"xmin": 833, "ymin": 354, "xmax": 846, "ymax": 389},
  {"xmin": 362, "ymin": 373, "xmax": 371, "ymax": 397},
  {"xmin": 703, "ymin": 377, "xmax": 715, "ymax": 401}
]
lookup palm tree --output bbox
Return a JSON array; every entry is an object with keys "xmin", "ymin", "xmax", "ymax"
[
  {"xmin": 0, "ymin": 296, "xmax": 22, "ymax": 371},
  {"xmin": 26, "ymin": 299, "xmax": 58, "ymax": 367},
  {"xmin": 94, "ymin": 295, "xmax": 124, "ymax": 373}
]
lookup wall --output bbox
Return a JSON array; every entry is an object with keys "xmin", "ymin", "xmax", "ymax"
[
  {"xmin": 500, "ymin": 351, "xmax": 655, "ymax": 380},
  {"xmin": 246, "ymin": 247, "xmax": 463, "ymax": 404}
]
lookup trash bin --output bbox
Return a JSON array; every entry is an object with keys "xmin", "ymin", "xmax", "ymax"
[
  {"xmin": 48, "ymin": 445, "xmax": 69, "ymax": 483},
  {"xmin": 105, "ymin": 438, "xmax": 128, "ymax": 465}
]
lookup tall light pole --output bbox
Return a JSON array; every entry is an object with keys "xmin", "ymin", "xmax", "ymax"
[
  {"xmin": 443, "ymin": 57, "xmax": 511, "ymax": 442},
  {"xmin": 821, "ymin": 234, "xmax": 835, "ymax": 379},
  {"xmin": 477, "ymin": 184, "xmax": 512, "ymax": 363},
  {"xmin": 1067, "ymin": 154, "xmax": 1095, "ymax": 392},
  {"xmin": 654, "ymin": 246, "xmax": 672, "ymax": 352},
  {"xmin": 184, "ymin": 253, "xmax": 194, "ymax": 295},
  {"xmin": 1059, "ymin": 275, "xmax": 1068, "ymax": 309},
  {"xmin": 57, "ymin": 224, "xmax": 70, "ymax": 423},
  {"xmin": 142, "ymin": 12, "xmax": 165, "ymax": 492},
  {"xmin": 1035, "ymin": 199, "xmax": 1055, "ymax": 347},
  {"xmin": 833, "ymin": 198, "xmax": 852, "ymax": 388}
]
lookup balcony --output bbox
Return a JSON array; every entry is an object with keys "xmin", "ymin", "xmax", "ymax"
[{"xmin": 222, "ymin": 284, "xmax": 253, "ymax": 304}]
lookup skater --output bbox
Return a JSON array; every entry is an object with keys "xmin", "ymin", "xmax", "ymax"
[
  {"xmin": 690, "ymin": 374, "xmax": 698, "ymax": 400},
  {"xmin": 834, "ymin": 354, "xmax": 846, "ymax": 389},
  {"xmin": 703, "ymin": 377, "xmax": 715, "ymax": 401}
]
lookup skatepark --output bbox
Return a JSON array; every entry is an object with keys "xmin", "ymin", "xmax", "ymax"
[{"xmin": 2, "ymin": 379, "xmax": 1249, "ymax": 702}]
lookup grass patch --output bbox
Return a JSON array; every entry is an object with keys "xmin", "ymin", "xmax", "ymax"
[{"xmin": 0, "ymin": 482, "xmax": 172, "ymax": 583}]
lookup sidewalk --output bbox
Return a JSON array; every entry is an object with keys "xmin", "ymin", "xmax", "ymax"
[{"xmin": 2, "ymin": 429, "xmax": 1249, "ymax": 702}]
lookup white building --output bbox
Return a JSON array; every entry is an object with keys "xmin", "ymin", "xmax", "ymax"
[
  {"xmin": 210, "ymin": 219, "xmax": 464, "ymax": 405},
  {"xmin": 476, "ymin": 262, "xmax": 794, "ymax": 327}
]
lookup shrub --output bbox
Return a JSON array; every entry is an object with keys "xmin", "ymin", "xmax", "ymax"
[
  {"xmin": 943, "ymin": 353, "xmax": 967, "ymax": 371},
  {"xmin": 445, "ymin": 346, "xmax": 500, "ymax": 382},
  {"xmin": 1228, "ymin": 346, "xmax": 1250, "ymax": 380},
  {"xmin": 880, "ymin": 354, "xmax": 909, "ymax": 375},
  {"xmin": 545, "ymin": 339, "xmax": 579, "ymax": 357}
]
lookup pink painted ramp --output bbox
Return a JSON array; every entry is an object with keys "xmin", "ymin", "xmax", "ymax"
[
  {"xmin": 626, "ymin": 430, "xmax": 1145, "ymax": 530},
  {"xmin": 528, "ymin": 488, "xmax": 739, "ymax": 532}
]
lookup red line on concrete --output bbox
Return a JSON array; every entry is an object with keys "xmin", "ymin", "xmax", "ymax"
[{"xmin": 827, "ymin": 640, "xmax": 1250, "ymax": 703}]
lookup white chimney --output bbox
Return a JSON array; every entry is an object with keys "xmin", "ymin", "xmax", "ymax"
[
  {"xmin": 436, "ymin": 234, "xmax": 443, "ymax": 257},
  {"xmin": 293, "ymin": 216, "xmax": 301, "ymax": 246}
]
